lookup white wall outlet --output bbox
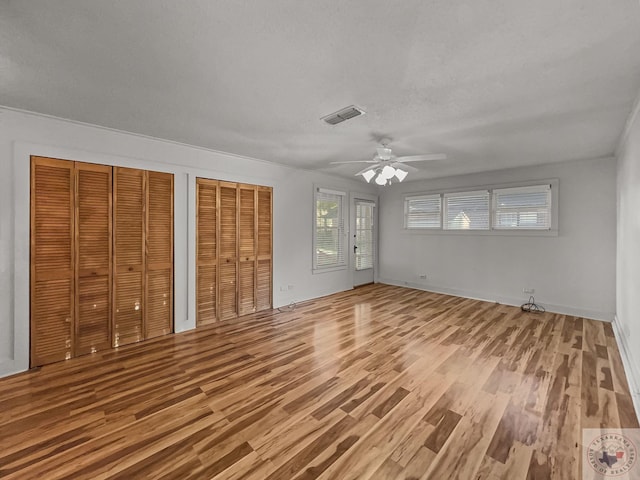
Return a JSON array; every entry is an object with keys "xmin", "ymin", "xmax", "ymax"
[
  {"xmin": 419, "ymin": 274, "xmax": 427, "ymax": 280},
  {"xmin": 523, "ymin": 288, "xmax": 535, "ymax": 294},
  {"xmin": 288, "ymin": 284, "xmax": 294, "ymax": 290}
]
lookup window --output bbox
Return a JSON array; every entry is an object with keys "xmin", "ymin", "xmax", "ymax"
[
  {"xmin": 355, "ymin": 200, "xmax": 375, "ymax": 270},
  {"xmin": 493, "ymin": 185, "xmax": 551, "ymax": 230},
  {"xmin": 403, "ymin": 180, "xmax": 557, "ymax": 234},
  {"xmin": 405, "ymin": 194, "xmax": 441, "ymax": 229},
  {"xmin": 314, "ymin": 187, "xmax": 346, "ymax": 271},
  {"xmin": 444, "ymin": 190, "xmax": 490, "ymax": 230}
]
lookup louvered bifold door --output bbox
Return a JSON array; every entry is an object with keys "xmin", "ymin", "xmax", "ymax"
[
  {"xmin": 256, "ymin": 186, "xmax": 273, "ymax": 311},
  {"xmin": 30, "ymin": 157, "xmax": 75, "ymax": 367},
  {"xmin": 238, "ymin": 185, "xmax": 256, "ymax": 316},
  {"xmin": 75, "ymin": 162, "xmax": 112, "ymax": 356},
  {"xmin": 113, "ymin": 167, "xmax": 145, "ymax": 346},
  {"xmin": 196, "ymin": 178, "xmax": 218, "ymax": 326},
  {"xmin": 146, "ymin": 171, "xmax": 174, "ymax": 339},
  {"xmin": 219, "ymin": 182, "xmax": 238, "ymax": 320}
]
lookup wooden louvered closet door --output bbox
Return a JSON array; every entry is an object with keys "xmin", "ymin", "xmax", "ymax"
[
  {"xmin": 196, "ymin": 179, "xmax": 218, "ymax": 326},
  {"xmin": 256, "ymin": 187, "xmax": 273, "ymax": 311},
  {"xmin": 30, "ymin": 157, "xmax": 75, "ymax": 367},
  {"xmin": 238, "ymin": 185, "xmax": 256, "ymax": 316},
  {"xmin": 195, "ymin": 179, "xmax": 272, "ymax": 325},
  {"xmin": 113, "ymin": 167, "xmax": 145, "ymax": 347},
  {"xmin": 145, "ymin": 171, "xmax": 174, "ymax": 339},
  {"xmin": 75, "ymin": 162, "xmax": 112, "ymax": 355},
  {"xmin": 219, "ymin": 182, "xmax": 238, "ymax": 320}
]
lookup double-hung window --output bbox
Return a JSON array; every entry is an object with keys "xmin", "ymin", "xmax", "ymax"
[
  {"xmin": 493, "ymin": 185, "xmax": 551, "ymax": 230},
  {"xmin": 314, "ymin": 187, "xmax": 346, "ymax": 271},
  {"xmin": 404, "ymin": 182, "xmax": 555, "ymax": 233},
  {"xmin": 405, "ymin": 194, "xmax": 441, "ymax": 229},
  {"xmin": 444, "ymin": 190, "xmax": 490, "ymax": 230}
]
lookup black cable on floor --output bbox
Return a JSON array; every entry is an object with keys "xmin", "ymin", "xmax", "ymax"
[{"xmin": 521, "ymin": 295, "xmax": 545, "ymax": 313}]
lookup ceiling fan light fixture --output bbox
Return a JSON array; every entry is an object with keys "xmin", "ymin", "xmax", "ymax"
[
  {"xmin": 374, "ymin": 174, "xmax": 387, "ymax": 186},
  {"xmin": 361, "ymin": 169, "xmax": 376, "ymax": 183},
  {"xmin": 381, "ymin": 165, "xmax": 396, "ymax": 179},
  {"xmin": 394, "ymin": 168, "xmax": 408, "ymax": 182}
]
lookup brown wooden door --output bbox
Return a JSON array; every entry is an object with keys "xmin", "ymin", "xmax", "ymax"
[
  {"xmin": 196, "ymin": 178, "xmax": 218, "ymax": 326},
  {"xmin": 145, "ymin": 171, "xmax": 174, "ymax": 339},
  {"xmin": 113, "ymin": 167, "xmax": 145, "ymax": 346},
  {"xmin": 219, "ymin": 182, "xmax": 238, "ymax": 320},
  {"xmin": 30, "ymin": 157, "xmax": 75, "ymax": 367},
  {"xmin": 75, "ymin": 162, "xmax": 112, "ymax": 355},
  {"xmin": 238, "ymin": 184, "xmax": 256, "ymax": 316},
  {"xmin": 256, "ymin": 186, "xmax": 273, "ymax": 311}
]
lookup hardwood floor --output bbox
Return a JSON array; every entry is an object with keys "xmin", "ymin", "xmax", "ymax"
[{"xmin": 0, "ymin": 284, "xmax": 637, "ymax": 479}]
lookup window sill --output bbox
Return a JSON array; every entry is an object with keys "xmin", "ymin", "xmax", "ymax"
[
  {"xmin": 404, "ymin": 228, "xmax": 558, "ymax": 237},
  {"xmin": 313, "ymin": 265, "xmax": 348, "ymax": 274}
]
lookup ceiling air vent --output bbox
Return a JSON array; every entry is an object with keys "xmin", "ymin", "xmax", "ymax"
[{"xmin": 321, "ymin": 105, "xmax": 365, "ymax": 125}]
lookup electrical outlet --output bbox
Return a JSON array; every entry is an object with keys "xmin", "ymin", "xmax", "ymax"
[
  {"xmin": 288, "ymin": 284, "xmax": 294, "ymax": 290},
  {"xmin": 523, "ymin": 288, "xmax": 535, "ymax": 294},
  {"xmin": 419, "ymin": 274, "xmax": 427, "ymax": 280}
]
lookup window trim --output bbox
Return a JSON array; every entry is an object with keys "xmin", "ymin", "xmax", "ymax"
[
  {"xmin": 313, "ymin": 186, "xmax": 348, "ymax": 273},
  {"xmin": 403, "ymin": 179, "xmax": 559, "ymax": 236}
]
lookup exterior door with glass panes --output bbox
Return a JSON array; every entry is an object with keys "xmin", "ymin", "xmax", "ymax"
[{"xmin": 352, "ymin": 198, "xmax": 376, "ymax": 286}]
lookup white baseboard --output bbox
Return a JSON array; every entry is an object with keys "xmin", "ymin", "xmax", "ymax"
[
  {"xmin": 612, "ymin": 315, "xmax": 640, "ymax": 422},
  {"xmin": 377, "ymin": 278, "xmax": 614, "ymax": 322}
]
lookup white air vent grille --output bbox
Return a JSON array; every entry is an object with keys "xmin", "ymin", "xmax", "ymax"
[{"xmin": 321, "ymin": 105, "xmax": 365, "ymax": 125}]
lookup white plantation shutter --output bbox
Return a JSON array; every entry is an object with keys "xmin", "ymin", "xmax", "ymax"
[
  {"xmin": 444, "ymin": 190, "xmax": 490, "ymax": 230},
  {"xmin": 314, "ymin": 188, "xmax": 346, "ymax": 270},
  {"xmin": 405, "ymin": 194, "xmax": 441, "ymax": 229},
  {"xmin": 493, "ymin": 184, "xmax": 551, "ymax": 230}
]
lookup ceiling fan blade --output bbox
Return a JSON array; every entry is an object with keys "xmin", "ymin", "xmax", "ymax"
[
  {"xmin": 395, "ymin": 153, "xmax": 447, "ymax": 163},
  {"xmin": 391, "ymin": 162, "xmax": 418, "ymax": 173},
  {"xmin": 329, "ymin": 160, "xmax": 377, "ymax": 165},
  {"xmin": 355, "ymin": 164, "xmax": 382, "ymax": 176}
]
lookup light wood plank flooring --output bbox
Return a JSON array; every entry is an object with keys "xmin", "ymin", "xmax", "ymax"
[{"xmin": 0, "ymin": 284, "xmax": 637, "ymax": 479}]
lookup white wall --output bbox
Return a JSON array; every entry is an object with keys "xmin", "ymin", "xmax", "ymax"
[
  {"xmin": 378, "ymin": 157, "xmax": 617, "ymax": 321},
  {"xmin": 615, "ymin": 96, "xmax": 640, "ymax": 411},
  {"xmin": 0, "ymin": 107, "xmax": 375, "ymax": 377}
]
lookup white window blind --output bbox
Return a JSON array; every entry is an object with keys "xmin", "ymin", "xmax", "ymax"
[
  {"xmin": 314, "ymin": 188, "xmax": 346, "ymax": 270},
  {"xmin": 355, "ymin": 201, "xmax": 375, "ymax": 270},
  {"xmin": 493, "ymin": 184, "xmax": 551, "ymax": 230},
  {"xmin": 444, "ymin": 190, "xmax": 490, "ymax": 230},
  {"xmin": 405, "ymin": 194, "xmax": 441, "ymax": 229}
]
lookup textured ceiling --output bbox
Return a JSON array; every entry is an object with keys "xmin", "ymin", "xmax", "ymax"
[{"xmin": 1, "ymin": 0, "xmax": 639, "ymax": 181}]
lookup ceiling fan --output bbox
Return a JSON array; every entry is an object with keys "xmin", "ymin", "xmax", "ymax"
[{"xmin": 331, "ymin": 143, "xmax": 446, "ymax": 185}]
